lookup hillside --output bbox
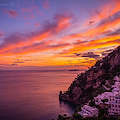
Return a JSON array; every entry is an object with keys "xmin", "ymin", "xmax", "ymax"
[{"xmin": 59, "ymin": 46, "xmax": 120, "ymax": 104}]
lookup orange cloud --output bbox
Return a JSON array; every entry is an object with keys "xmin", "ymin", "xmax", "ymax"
[
  {"xmin": 63, "ymin": 8, "xmax": 120, "ymax": 42},
  {"xmin": 0, "ymin": 13, "xmax": 73, "ymax": 55},
  {"xmin": 59, "ymin": 35, "xmax": 120, "ymax": 57},
  {"xmin": 56, "ymin": 16, "xmax": 72, "ymax": 32},
  {"xmin": 1, "ymin": 1, "xmax": 120, "ymax": 68}
]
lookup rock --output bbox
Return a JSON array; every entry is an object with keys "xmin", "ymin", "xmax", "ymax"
[{"xmin": 59, "ymin": 46, "xmax": 120, "ymax": 104}]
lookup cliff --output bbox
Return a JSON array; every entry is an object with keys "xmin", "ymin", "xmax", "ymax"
[{"xmin": 59, "ymin": 46, "xmax": 120, "ymax": 104}]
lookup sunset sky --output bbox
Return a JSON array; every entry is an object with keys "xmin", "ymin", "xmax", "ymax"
[{"xmin": 0, "ymin": 0, "xmax": 120, "ymax": 70}]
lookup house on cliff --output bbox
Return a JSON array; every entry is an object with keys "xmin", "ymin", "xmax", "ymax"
[
  {"xmin": 78, "ymin": 105, "xmax": 98, "ymax": 118},
  {"xmin": 94, "ymin": 76, "xmax": 120, "ymax": 116}
]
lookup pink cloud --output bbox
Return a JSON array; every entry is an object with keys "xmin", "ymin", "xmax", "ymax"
[
  {"xmin": 31, "ymin": 5, "xmax": 38, "ymax": 9},
  {"xmin": 30, "ymin": 15, "xmax": 35, "ymax": 18},
  {"xmin": 34, "ymin": 23, "xmax": 40, "ymax": 27},
  {"xmin": 4, "ymin": 9, "xmax": 18, "ymax": 17},
  {"xmin": 22, "ymin": 8, "xmax": 33, "ymax": 13},
  {"xmin": 23, "ymin": 1, "xmax": 26, "ymax": 4},
  {"xmin": 25, "ymin": 22, "xmax": 31, "ymax": 25},
  {"xmin": 0, "ymin": 33, "xmax": 3, "ymax": 37},
  {"xmin": 0, "ymin": 30, "xmax": 4, "ymax": 37},
  {"xmin": 23, "ymin": 14, "xmax": 35, "ymax": 20},
  {"xmin": 0, "ymin": 12, "xmax": 73, "ymax": 55},
  {"xmin": 43, "ymin": 1, "xmax": 50, "ymax": 9},
  {"xmin": 36, "ymin": 11, "xmax": 43, "ymax": 15}
]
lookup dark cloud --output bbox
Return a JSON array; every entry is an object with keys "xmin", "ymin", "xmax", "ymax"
[
  {"xmin": 25, "ymin": 59, "xmax": 41, "ymax": 61},
  {"xmin": 0, "ymin": 63, "xmax": 11, "ymax": 66},
  {"xmin": 87, "ymin": 21, "xmax": 95, "ymax": 25},
  {"xmin": 81, "ymin": 52, "xmax": 100, "ymax": 59},
  {"xmin": 7, "ymin": 41, "xmax": 47, "ymax": 53},
  {"xmin": 74, "ymin": 53, "xmax": 81, "ymax": 56},
  {"xmin": 0, "ymin": 33, "xmax": 30, "ymax": 51},
  {"xmin": 42, "ymin": 12, "xmax": 73, "ymax": 33},
  {"xmin": 98, "ymin": 11, "xmax": 120, "ymax": 27},
  {"xmin": 25, "ymin": 59, "xmax": 32, "ymax": 61},
  {"xmin": 74, "ymin": 51, "xmax": 100, "ymax": 59},
  {"xmin": 101, "ymin": 49, "xmax": 113, "ymax": 56},
  {"xmin": 0, "ymin": 64, "xmax": 4, "ymax": 66},
  {"xmin": 0, "ymin": 12, "xmax": 73, "ymax": 54},
  {"xmin": 105, "ymin": 49, "xmax": 113, "ymax": 52},
  {"xmin": 21, "ymin": 41, "xmax": 45, "ymax": 50},
  {"xmin": 73, "ymin": 40, "xmax": 87, "ymax": 45},
  {"xmin": 48, "ymin": 43, "xmax": 70, "ymax": 48},
  {"xmin": 14, "ymin": 62, "xmax": 25, "ymax": 63},
  {"xmin": 102, "ymin": 30, "xmax": 112, "ymax": 35},
  {"xmin": 11, "ymin": 63, "xmax": 17, "ymax": 66},
  {"xmin": 34, "ymin": 59, "xmax": 40, "ymax": 61},
  {"xmin": 16, "ymin": 59, "xmax": 19, "ymax": 61},
  {"xmin": 107, "ymin": 28, "xmax": 120, "ymax": 36}
]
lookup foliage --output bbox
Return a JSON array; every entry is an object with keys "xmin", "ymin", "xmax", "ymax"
[
  {"xmin": 57, "ymin": 114, "xmax": 72, "ymax": 120},
  {"xmin": 89, "ymin": 99, "xmax": 95, "ymax": 107},
  {"xmin": 75, "ymin": 106, "xmax": 82, "ymax": 112},
  {"xmin": 72, "ymin": 113, "xmax": 83, "ymax": 120}
]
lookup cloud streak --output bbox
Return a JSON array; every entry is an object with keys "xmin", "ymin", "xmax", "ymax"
[
  {"xmin": 43, "ymin": 1, "xmax": 50, "ymax": 9},
  {"xmin": 0, "ymin": 12, "xmax": 73, "ymax": 55},
  {"xmin": 1, "ymin": 0, "xmax": 120, "ymax": 68},
  {"xmin": 3, "ymin": 9, "xmax": 19, "ymax": 17}
]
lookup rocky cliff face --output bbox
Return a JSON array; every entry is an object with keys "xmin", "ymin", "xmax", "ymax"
[{"xmin": 59, "ymin": 46, "xmax": 120, "ymax": 104}]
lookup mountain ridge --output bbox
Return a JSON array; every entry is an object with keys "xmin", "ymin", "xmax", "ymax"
[{"xmin": 59, "ymin": 46, "xmax": 120, "ymax": 104}]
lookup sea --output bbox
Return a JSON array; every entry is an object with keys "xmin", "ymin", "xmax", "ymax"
[{"xmin": 0, "ymin": 69, "xmax": 83, "ymax": 120}]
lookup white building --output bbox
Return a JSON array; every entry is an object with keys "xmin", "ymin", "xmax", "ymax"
[
  {"xmin": 113, "ymin": 76, "xmax": 120, "ymax": 82},
  {"xmin": 94, "ymin": 75, "xmax": 120, "ymax": 116},
  {"xmin": 108, "ymin": 79, "xmax": 120, "ymax": 116},
  {"xmin": 94, "ymin": 92, "xmax": 112, "ymax": 105},
  {"xmin": 108, "ymin": 92, "xmax": 120, "ymax": 115},
  {"xmin": 102, "ymin": 85, "xmax": 110, "ymax": 91},
  {"xmin": 78, "ymin": 105, "xmax": 98, "ymax": 118}
]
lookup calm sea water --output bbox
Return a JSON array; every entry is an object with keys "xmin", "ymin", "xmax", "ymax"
[{"xmin": 0, "ymin": 69, "xmax": 82, "ymax": 120}]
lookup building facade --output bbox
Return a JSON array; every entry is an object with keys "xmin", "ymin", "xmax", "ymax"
[{"xmin": 78, "ymin": 105, "xmax": 98, "ymax": 118}]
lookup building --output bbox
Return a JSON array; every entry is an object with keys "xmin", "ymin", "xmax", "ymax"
[
  {"xmin": 108, "ymin": 92, "xmax": 120, "ymax": 115},
  {"xmin": 113, "ymin": 76, "xmax": 120, "ymax": 82},
  {"xmin": 94, "ymin": 92, "xmax": 112, "ymax": 105},
  {"xmin": 78, "ymin": 105, "xmax": 98, "ymax": 118},
  {"xmin": 94, "ymin": 75, "xmax": 120, "ymax": 116}
]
